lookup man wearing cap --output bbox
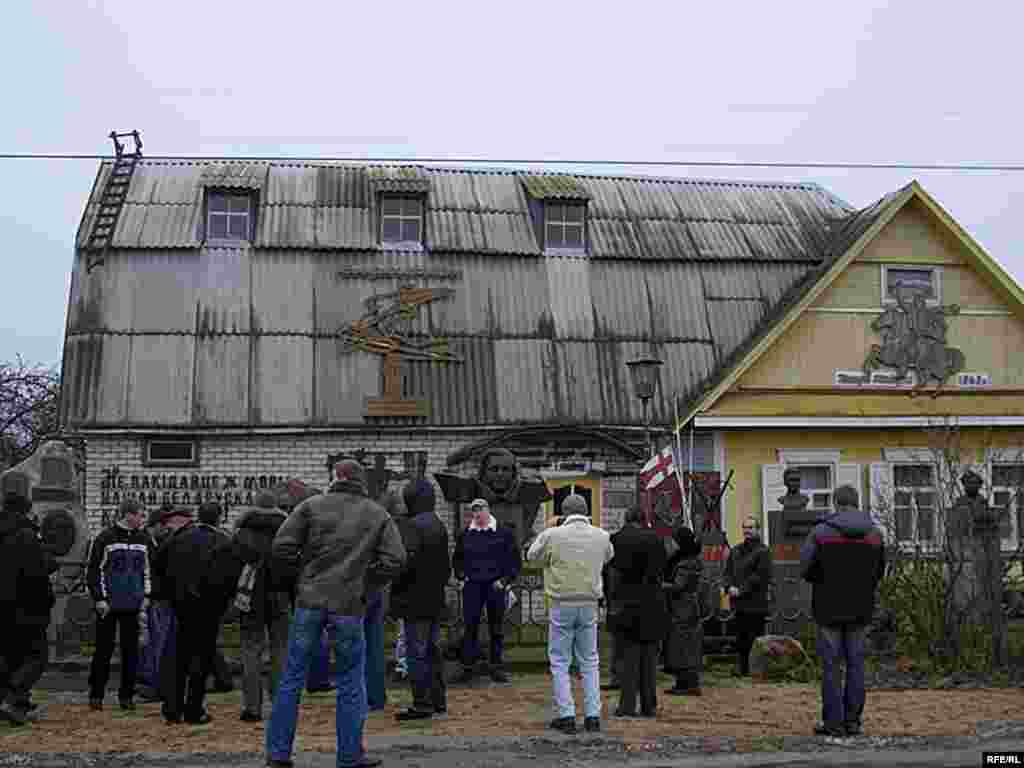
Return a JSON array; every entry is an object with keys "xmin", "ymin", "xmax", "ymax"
[
  {"xmin": 527, "ymin": 494, "xmax": 614, "ymax": 735},
  {"xmin": 451, "ymin": 498, "xmax": 521, "ymax": 685},
  {"xmin": 85, "ymin": 499, "xmax": 152, "ymax": 712},
  {"xmin": 151, "ymin": 504, "xmax": 226, "ymax": 725},
  {"xmin": 266, "ymin": 460, "xmax": 406, "ymax": 768}
]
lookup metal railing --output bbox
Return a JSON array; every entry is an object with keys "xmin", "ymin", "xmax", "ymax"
[{"xmin": 50, "ymin": 547, "xmax": 1024, "ymax": 654}]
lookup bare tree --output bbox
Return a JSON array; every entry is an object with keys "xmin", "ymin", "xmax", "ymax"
[
  {"xmin": 0, "ymin": 356, "xmax": 60, "ymax": 468},
  {"xmin": 869, "ymin": 420, "xmax": 1023, "ymax": 669}
]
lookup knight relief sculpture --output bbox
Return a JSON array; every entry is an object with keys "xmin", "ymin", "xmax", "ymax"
[
  {"xmin": 862, "ymin": 284, "xmax": 964, "ymax": 395},
  {"xmin": 435, "ymin": 448, "xmax": 552, "ymax": 551}
]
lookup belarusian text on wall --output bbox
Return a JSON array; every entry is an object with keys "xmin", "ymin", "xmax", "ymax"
[{"xmin": 99, "ymin": 465, "xmax": 289, "ymax": 513}]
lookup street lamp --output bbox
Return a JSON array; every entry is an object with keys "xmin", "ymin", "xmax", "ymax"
[{"xmin": 626, "ymin": 355, "xmax": 664, "ymax": 455}]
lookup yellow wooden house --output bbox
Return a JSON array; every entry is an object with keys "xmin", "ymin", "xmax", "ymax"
[{"xmin": 679, "ymin": 181, "xmax": 1024, "ymax": 552}]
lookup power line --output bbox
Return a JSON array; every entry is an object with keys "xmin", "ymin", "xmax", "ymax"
[{"xmin": 0, "ymin": 152, "xmax": 1021, "ymax": 172}]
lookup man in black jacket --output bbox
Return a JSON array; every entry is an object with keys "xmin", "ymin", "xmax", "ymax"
[
  {"xmin": 391, "ymin": 479, "xmax": 452, "ymax": 722},
  {"xmin": 723, "ymin": 515, "xmax": 773, "ymax": 677},
  {"xmin": 800, "ymin": 484, "xmax": 885, "ymax": 738},
  {"xmin": 152, "ymin": 505, "xmax": 228, "ymax": 725},
  {"xmin": 0, "ymin": 491, "xmax": 52, "ymax": 726},
  {"xmin": 606, "ymin": 507, "xmax": 667, "ymax": 718},
  {"xmin": 86, "ymin": 499, "xmax": 152, "ymax": 711}
]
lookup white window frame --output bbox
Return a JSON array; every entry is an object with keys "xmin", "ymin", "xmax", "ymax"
[
  {"xmin": 890, "ymin": 461, "xmax": 940, "ymax": 548},
  {"xmin": 777, "ymin": 449, "xmax": 841, "ymax": 514},
  {"xmin": 544, "ymin": 201, "xmax": 587, "ymax": 252},
  {"xmin": 881, "ymin": 264, "xmax": 942, "ymax": 307},
  {"xmin": 379, "ymin": 195, "xmax": 424, "ymax": 248},
  {"xmin": 987, "ymin": 448, "xmax": 1024, "ymax": 550},
  {"xmin": 206, "ymin": 190, "xmax": 253, "ymax": 242}
]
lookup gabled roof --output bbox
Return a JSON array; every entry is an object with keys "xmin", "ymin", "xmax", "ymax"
[{"xmin": 678, "ymin": 180, "xmax": 1024, "ymax": 429}]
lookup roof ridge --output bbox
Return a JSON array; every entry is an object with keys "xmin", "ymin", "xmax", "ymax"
[{"xmin": 124, "ymin": 158, "xmax": 834, "ymax": 191}]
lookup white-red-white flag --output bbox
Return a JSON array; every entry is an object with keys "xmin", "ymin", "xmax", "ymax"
[{"xmin": 640, "ymin": 446, "xmax": 676, "ymax": 491}]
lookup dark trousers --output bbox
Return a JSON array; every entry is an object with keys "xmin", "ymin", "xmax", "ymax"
[
  {"xmin": 88, "ymin": 610, "xmax": 140, "ymax": 701},
  {"xmin": 166, "ymin": 604, "xmax": 220, "ymax": 720},
  {"xmin": 619, "ymin": 638, "xmax": 657, "ymax": 715},
  {"xmin": 461, "ymin": 581, "xmax": 506, "ymax": 667},
  {"xmin": 405, "ymin": 619, "xmax": 446, "ymax": 714},
  {"xmin": 734, "ymin": 612, "xmax": 767, "ymax": 675},
  {"xmin": 363, "ymin": 589, "xmax": 387, "ymax": 710},
  {"xmin": 0, "ymin": 624, "xmax": 48, "ymax": 707},
  {"xmin": 606, "ymin": 626, "xmax": 625, "ymax": 683}
]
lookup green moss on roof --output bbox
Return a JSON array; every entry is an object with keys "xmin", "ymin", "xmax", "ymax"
[
  {"xmin": 521, "ymin": 175, "xmax": 591, "ymax": 200},
  {"xmin": 368, "ymin": 166, "xmax": 425, "ymax": 180}
]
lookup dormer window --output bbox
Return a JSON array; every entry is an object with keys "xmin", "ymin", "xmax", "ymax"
[
  {"xmin": 206, "ymin": 191, "xmax": 254, "ymax": 241},
  {"xmin": 380, "ymin": 196, "xmax": 423, "ymax": 246},
  {"xmin": 545, "ymin": 202, "xmax": 586, "ymax": 250}
]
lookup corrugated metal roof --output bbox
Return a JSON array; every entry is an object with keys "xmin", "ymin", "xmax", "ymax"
[
  {"xmin": 66, "ymin": 160, "xmax": 882, "ymax": 429},
  {"xmin": 82, "ymin": 161, "xmax": 848, "ymax": 259},
  {"xmin": 199, "ymin": 162, "xmax": 268, "ymax": 190}
]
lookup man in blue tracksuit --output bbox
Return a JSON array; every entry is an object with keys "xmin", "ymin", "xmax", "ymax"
[
  {"xmin": 86, "ymin": 499, "xmax": 153, "ymax": 711},
  {"xmin": 451, "ymin": 498, "xmax": 521, "ymax": 684}
]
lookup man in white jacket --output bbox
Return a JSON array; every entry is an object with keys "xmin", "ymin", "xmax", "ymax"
[{"xmin": 527, "ymin": 494, "xmax": 614, "ymax": 735}]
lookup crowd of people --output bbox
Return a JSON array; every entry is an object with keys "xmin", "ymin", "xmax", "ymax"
[{"xmin": 0, "ymin": 460, "xmax": 886, "ymax": 765}]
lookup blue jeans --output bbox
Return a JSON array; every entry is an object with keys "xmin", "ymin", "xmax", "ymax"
[
  {"xmin": 137, "ymin": 602, "xmax": 175, "ymax": 692},
  {"xmin": 816, "ymin": 624, "xmax": 868, "ymax": 729},
  {"xmin": 548, "ymin": 603, "xmax": 601, "ymax": 719},
  {"xmin": 363, "ymin": 590, "xmax": 387, "ymax": 710},
  {"xmin": 307, "ymin": 624, "xmax": 336, "ymax": 691},
  {"xmin": 266, "ymin": 608, "xmax": 367, "ymax": 768}
]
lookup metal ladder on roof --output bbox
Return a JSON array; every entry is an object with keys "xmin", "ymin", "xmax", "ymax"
[{"xmin": 86, "ymin": 130, "xmax": 143, "ymax": 273}]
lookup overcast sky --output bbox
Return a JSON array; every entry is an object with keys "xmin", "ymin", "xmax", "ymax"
[{"xmin": 3, "ymin": 0, "xmax": 1022, "ymax": 369}]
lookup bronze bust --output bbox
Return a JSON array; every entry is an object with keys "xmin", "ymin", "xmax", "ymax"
[{"xmin": 780, "ymin": 468, "xmax": 816, "ymax": 539}]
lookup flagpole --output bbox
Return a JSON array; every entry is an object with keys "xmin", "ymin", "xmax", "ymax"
[
  {"xmin": 688, "ymin": 412, "xmax": 695, "ymax": 530},
  {"xmin": 673, "ymin": 397, "xmax": 690, "ymax": 529}
]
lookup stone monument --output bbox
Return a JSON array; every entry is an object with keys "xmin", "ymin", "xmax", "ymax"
[
  {"xmin": 1, "ymin": 439, "xmax": 89, "ymax": 656},
  {"xmin": 435, "ymin": 447, "xmax": 552, "ymax": 551}
]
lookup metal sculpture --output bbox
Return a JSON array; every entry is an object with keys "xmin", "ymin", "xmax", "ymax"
[
  {"xmin": 862, "ymin": 285, "xmax": 964, "ymax": 395},
  {"xmin": 339, "ymin": 285, "xmax": 463, "ymax": 417}
]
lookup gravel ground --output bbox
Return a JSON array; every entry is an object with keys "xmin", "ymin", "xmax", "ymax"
[{"xmin": 3, "ymin": 721, "xmax": 1024, "ymax": 768}]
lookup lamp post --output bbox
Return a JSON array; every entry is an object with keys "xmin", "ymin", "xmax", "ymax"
[{"xmin": 626, "ymin": 356, "xmax": 664, "ymax": 456}]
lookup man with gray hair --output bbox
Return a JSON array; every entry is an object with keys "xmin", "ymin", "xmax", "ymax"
[
  {"xmin": 800, "ymin": 484, "xmax": 885, "ymax": 739},
  {"xmin": 527, "ymin": 494, "xmax": 614, "ymax": 735},
  {"xmin": 266, "ymin": 459, "xmax": 406, "ymax": 768}
]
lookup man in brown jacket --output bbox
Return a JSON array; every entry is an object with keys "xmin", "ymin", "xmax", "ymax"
[{"xmin": 266, "ymin": 460, "xmax": 406, "ymax": 768}]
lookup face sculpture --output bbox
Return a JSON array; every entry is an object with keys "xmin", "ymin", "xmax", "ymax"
[
  {"xmin": 962, "ymin": 473, "xmax": 983, "ymax": 499},
  {"xmin": 480, "ymin": 450, "xmax": 517, "ymax": 495}
]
